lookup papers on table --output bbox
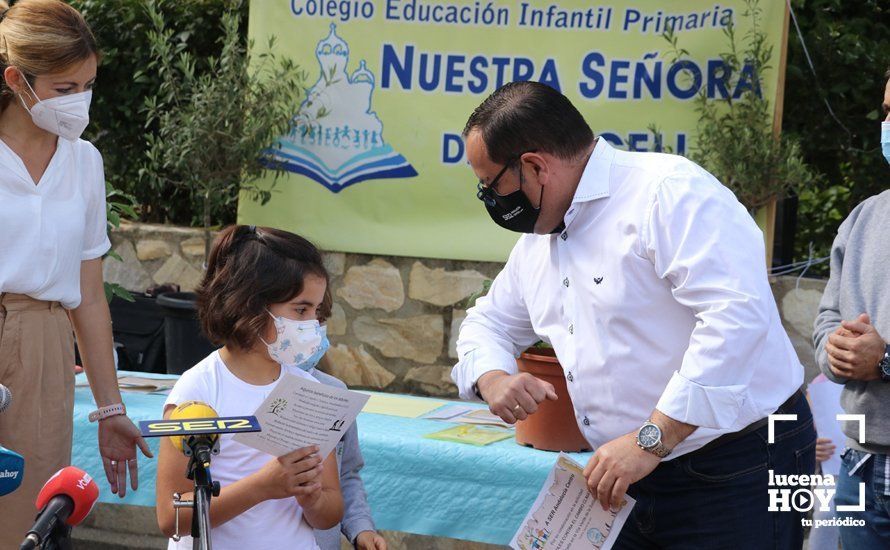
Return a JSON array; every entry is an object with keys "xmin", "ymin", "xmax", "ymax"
[
  {"xmin": 117, "ymin": 376, "xmax": 177, "ymax": 394},
  {"xmin": 449, "ymin": 408, "xmax": 515, "ymax": 430},
  {"xmin": 75, "ymin": 374, "xmax": 177, "ymax": 394},
  {"xmin": 422, "ymin": 404, "xmax": 515, "ymax": 429},
  {"xmin": 511, "ymin": 454, "xmax": 634, "ymax": 550},
  {"xmin": 234, "ymin": 373, "xmax": 369, "ymax": 459},
  {"xmin": 423, "ymin": 403, "xmax": 476, "ymax": 421},
  {"xmin": 424, "ymin": 425, "xmax": 513, "ymax": 446},
  {"xmin": 359, "ymin": 392, "xmax": 448, "ymax": 418},
  {"xmin": 808, "ymin": 374, "xmax": 846, "ymax": 476}
]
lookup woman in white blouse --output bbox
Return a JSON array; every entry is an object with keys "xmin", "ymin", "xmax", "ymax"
[{"xmin": 0, "ymin": 0, "xmax": 151, "ymax": 545}]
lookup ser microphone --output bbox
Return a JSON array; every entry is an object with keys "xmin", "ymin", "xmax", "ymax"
[
  {"xmin": 20, "ymin": 466, "xmax": 99, "ymax": 550},
  {"xmin": 171, "ymin": 401, "xmax": 219, "ymax": 467},
  {"xmin": 0, "ymin": 444, "xmax": 24, "ymax": 496},
  {"xmin": 139, "ymin": 401, "xmax": 260, "ymax": 468}
]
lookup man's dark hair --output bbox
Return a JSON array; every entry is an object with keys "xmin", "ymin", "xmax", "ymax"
[
  {"xmin": 196, "ymin": 225, "xmax": 329, "ymax": 351},
  {"xmin": 463, "ymin": 81, "xmax": 594, "ymax": 165}
]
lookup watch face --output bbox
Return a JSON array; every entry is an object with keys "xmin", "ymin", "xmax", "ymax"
[{"xmin": 639, "ymin": 424, "xmax": 661, "ymax": 448}]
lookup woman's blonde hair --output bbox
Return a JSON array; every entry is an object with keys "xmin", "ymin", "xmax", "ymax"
[{"xmin": 0, "ymin": 0, "xmax": 99, "ymax": 111}]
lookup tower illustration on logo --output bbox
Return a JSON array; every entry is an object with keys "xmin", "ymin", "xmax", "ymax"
[{"xmin": 264, "ymin": 23, "xmax": 417, "ymax": 193}]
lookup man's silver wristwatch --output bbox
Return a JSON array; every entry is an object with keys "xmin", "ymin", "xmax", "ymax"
[{"xmin": 636, "ymin": 420, "xmax": 672, "ymax": 458}]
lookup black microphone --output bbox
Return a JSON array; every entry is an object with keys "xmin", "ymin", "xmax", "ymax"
[{"xmin": 21, "ymin": 496, "xmax": 73, "ymax": 550}]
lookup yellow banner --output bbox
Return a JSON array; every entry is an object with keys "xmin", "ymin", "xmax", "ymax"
[{"xmin": 240, "ymin": 0, "xmax": 787, "ymax": 261}]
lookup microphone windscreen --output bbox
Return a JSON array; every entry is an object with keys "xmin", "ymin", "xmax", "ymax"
[
  {"xmin": 169, "ymin": 401, "xmax": 220, "ymax": 453},
  {"xmin": 0, "ymin": 384, "xmax": 11, "ymax": 414},
  {"xmin": 36, "ymin": 466, "xmax": 99, "ymax": 526},
  {"xmin": 0, "ymin": 445, "xmax": 24, "ymax": 496}
]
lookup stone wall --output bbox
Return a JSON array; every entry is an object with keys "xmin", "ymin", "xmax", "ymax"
[
  {"xmin": 771, "ymin": 275, "xmax": 828, "ymax": 384},
  {"xmin": 104, "ymin": 221, "xmax": 503, "ymax": 397},
  {"xmin": 104, "ymin": 221, "xmax": 829, "ymax": 396}
]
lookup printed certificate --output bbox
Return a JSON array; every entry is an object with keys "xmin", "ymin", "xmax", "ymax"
[{"xmin": 511, "ymin": 454, "xmax": 634, "ymax": 550}]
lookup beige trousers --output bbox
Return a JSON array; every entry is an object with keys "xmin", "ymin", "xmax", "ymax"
[{"xmin": 0, "ymin": 293, "xmax": 75, "ymax": 549}]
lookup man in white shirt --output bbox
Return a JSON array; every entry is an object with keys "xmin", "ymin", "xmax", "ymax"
[{"xmin": 452, "ymin": 81, "xmax": 816, "ymax": 547}]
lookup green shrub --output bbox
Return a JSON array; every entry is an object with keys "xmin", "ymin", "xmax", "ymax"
[
  {"xmin": 660, "ymin": 0, "xmax": 817, "ymax": 213},
  {"xmin": 139, "ymin": 1, "xmax": 306, "ymax": 256},
  {"xmin": 784, "ymin": 0, "xmax": 890, "ymax": 264},
  {"xmin": 73, "ymin": 0, "xmax": 248, "ymax": 225}
]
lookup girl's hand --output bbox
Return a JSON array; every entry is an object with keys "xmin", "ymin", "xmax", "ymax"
[
  {"xmin": 356, "ymin": 530, "xmax": 387, "ymax": 550},
  {"xmin": 255, "ymin": 445, "xmax": 324, "ymax": 500},
  {"xmin": 815, "ymin": 437, "xmax": 835, "ymax": 463}
]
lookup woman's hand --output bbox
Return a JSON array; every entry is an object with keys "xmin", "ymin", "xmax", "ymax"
[
  {"xmin": 98, "ymin": 415, "xmax": 153, "ymax": 497},
  {"xmin": 355, "ymin": 530, "xmax": 387, "ymax": 550},
  {"xmin": 815, "ymin": 437, "xmax": 836, "ymax": 463},
  {"xmin": 254, "ymin": 445, "xmax": 324, "ymax": 501}
]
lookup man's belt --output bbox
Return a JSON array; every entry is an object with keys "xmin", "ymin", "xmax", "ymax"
[{"xmin": 690, "ymin": 388, "xmax": 804, "ymax": 457}]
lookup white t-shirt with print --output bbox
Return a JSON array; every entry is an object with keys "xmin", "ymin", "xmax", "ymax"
[
  {"xmin": 0, "ymin": 138, "xmax": 111, "ymax": 309},
  {"xmin": 164, "ymin": 351, "xmax": 321, "ymax": 550}
]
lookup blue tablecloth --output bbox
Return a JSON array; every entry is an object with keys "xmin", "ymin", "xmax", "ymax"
[{"xmin": 73, "ymin": 371, "xmax": 592, "ymax": 545}]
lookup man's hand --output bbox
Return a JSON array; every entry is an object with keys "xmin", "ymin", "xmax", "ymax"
[
  {"xmin": 583, "ymin": 433, "xmax": 660, "ymax": 511},
  {"xmin": 355, "ymin": 530, "xmax": 387, "ymax": 550},
  {"xmin": 476, "ymin": 370, "xmax": 558, "ymax": 424},
  {"xmin": 825, "ymin": 313, "xmax": 886, "ymax": 381}
]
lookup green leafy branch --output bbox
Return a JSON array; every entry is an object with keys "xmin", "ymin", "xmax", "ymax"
[
  {"xmin": 103, "ymin": 183, "xmax": 136, "ymax": 302},
  {"xmin": 140, "ymin": 0, "xmax": 308, "ymax": 257},
  {"xmin": 655, "ymin": 0, "xmax": 817, "ymax": 212}
]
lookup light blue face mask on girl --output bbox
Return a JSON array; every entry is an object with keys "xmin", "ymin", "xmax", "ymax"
[
  {"xmin": 301, "ymin": 332, "xmax": 331, "ymax": 373},
  {"xmin": 262, "ymin": 312, "xmax": 329, "ymax": 372},
  {"xmin": 882, "ymin": 122, "xmax": 890, "ymax": 165}
]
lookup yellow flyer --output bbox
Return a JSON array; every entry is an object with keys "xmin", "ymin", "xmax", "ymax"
[{"xmin": 424, "ymin": 424, "xmax": 513, "ymax": 446}]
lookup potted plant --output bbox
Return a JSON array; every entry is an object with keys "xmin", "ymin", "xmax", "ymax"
[
  {"xmin": 652, "ymin": 0, "xmax": 817, "ymax": 265},
  {"xmin": 466, "ymin": 283, "xmax": 590, "ymax": 452},
  {"xmin": 140, "ymin": 1, "xmax": 307, "ymax": 373}
]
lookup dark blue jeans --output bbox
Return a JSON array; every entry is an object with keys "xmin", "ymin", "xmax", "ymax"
[{"xmin": 615, "ymin": 394, "xmax": 816, "ymax": 549}]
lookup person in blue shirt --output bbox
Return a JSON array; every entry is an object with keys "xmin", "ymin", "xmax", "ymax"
[{"xmin": 313, "ymin": 289, "xmax": 386, "ymax": 550}]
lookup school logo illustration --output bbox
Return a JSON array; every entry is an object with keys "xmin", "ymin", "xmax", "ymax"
[{"xmin": 265, "ymin": 23, "xmax": 417, "ymax": 193}]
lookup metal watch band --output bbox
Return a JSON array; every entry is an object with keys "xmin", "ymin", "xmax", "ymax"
[
  {"xmin": 88, "ymin": 403, "xmax": 127, "ymax": 423},
  {"xmin": 647, "ymin": 442, "xmax": 672, "ymax": 458}
]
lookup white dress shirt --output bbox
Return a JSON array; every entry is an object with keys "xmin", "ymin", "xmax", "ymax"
[
  {"xmin": 452, "ymin": 139, "xmax": 803, "ymax": 458},
  {"xmin": 0, "ymin": 138, "xmax": 110, "ymax": 309}
]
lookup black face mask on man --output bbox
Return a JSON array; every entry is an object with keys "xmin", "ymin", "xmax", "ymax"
[{"xmin": 476, "ymin": 155, "xmax": 564, "ymax": 234}]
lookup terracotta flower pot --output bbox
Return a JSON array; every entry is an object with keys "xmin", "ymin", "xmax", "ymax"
[{"xmin": 515, "ymin": 347, "xmax": 591, "ymax": 452}]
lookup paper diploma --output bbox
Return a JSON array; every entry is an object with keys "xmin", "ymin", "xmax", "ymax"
[
  {"xmin": 511, "ymin": 454, "xmax": 634, "ymax": 550},
  {"xmin": 233, "ymin": 373, "xmax": 369, "ymax": 459},
  {"xmin": 808, "ymin": 376, "xmax": 846, "ymax": 476}
]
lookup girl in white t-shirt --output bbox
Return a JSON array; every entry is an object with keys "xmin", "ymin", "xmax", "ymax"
[{"xmin": 156, "ymin": 225, "xmax": 343, "ymax": 550}]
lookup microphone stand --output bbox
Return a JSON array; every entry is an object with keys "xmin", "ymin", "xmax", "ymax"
[
  {"xmin": 41, "ymin": 524, "xmax": 73, "ymax": 550},
  {"xmin": 173, "ymin": 437, "xmax": 220, "ymax": 550}
]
